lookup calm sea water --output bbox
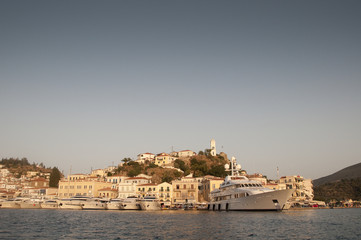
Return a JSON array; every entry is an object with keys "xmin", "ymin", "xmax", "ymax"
[{"xmin": 1, "ymin": 208, "xmax": 360, "ymax": 240}]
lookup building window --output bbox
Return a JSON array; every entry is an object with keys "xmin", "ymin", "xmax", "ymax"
[
  {"xmin": 176, "ymin": 185, "xmax": 179, "ymax": 190},
  {"xmin": 77, "ymin": 186, "xmax": 81, "ymax": 189},
  {"xmin": 183, "ymin": 185, "xmax": 186, "ymax": 189},
  {"xmin": 84, "ymin": 185, "xmax": 87, "ymax": 189}
]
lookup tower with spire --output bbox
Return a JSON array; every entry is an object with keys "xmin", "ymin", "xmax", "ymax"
[{"xmin": 210, "ymin": 139, "xmax": 216, "ymax": 156}]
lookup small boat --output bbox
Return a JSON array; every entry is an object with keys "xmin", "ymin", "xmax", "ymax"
[
  {"xmin": 81, "ymin": 198, "xmax": 107, "ymax": 210},
  {"xmin": 41, "ymin": 200, "xmax": 59, "ymax": 209},
  {"xmin": 139, "ymin": 195, "xmax": 161, "ymax": 210},
  {"xmin": 19, "ymin": 198, "xmax": 42, "ymax": 209},
  {"xmin": 120, "ymin": 196, "xmax": 140, "ymax": 210},
  {"xmin": 107, "ymin": 198, "xmax": 123, "ymax": 210}
]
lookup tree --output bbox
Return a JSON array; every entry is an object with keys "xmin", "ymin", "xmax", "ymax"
[
  {"xmin": 121, "ymin": 158, "xmax": 132, "ymax": 165},
  {"xmin": 174, "ymin": 159, "xmax": 188, "ymax": 172},
  {"xmin": 49, "ymin": 167, "xmax": 62, "ymax": 188}
]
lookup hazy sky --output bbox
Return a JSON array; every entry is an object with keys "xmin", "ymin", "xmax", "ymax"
[{"xmin": 1, "ymin": 0, "xmax": 360, "ymax": 179}]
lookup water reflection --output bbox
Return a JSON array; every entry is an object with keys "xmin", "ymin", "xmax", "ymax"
[{"xmin": 0, "ymin": 209, "xmax": 360, "ymax": 240}]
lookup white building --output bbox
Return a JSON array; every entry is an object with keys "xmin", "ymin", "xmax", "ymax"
[
  {"xmin": 177, "ymin": 150, "xmax": 196, "ymax": 158},
  {"xmin": 136, "ymin": 153, "xmax": 155, "ymax": 164},
  {"xmin": 118, "ymin": 177, "xmax": 151, "ymax": 199}
]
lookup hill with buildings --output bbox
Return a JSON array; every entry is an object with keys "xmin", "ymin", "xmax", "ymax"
[
  {"xmin": 0, "ymin": 158, "xmax": 52, "ymax": 177},
  {"xmin": 113, "ymin": 151, "xmax": 229, "ymax": 184}
]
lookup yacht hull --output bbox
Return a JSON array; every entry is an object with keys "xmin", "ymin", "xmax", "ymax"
[
  {"xmin": 209, "ymin": 189, "xmax": 294, "ymax": 211},
  {"xmin": 139, "ymin": 201, "xmax": 161, "ymax": 210}
]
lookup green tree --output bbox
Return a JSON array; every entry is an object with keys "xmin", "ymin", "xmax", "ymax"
[
  {"xmin": 49, "ymin": 167, "xmax": 62, "ymax": 188},
  {"xmin": 174, "ymin": 159, "xmax": 188, "ymax": 172},
  {"xmin": 122, "ymin": 157, "xmax": 132, "ymax": 165}
]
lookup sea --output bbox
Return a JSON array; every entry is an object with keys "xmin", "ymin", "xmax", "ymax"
[{"xmin": 0, "ymin": 208, "xmax": 360, "ymax": 240}]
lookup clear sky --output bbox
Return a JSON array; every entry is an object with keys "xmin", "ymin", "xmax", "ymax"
[{"xmin": 1, "ymin": 0, "xmax": 360, "ymax": 180}]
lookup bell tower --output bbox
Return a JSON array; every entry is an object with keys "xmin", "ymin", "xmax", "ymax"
[{"xmin": 210, "ymin": 139, "xmax": 216, "ymax": 156}]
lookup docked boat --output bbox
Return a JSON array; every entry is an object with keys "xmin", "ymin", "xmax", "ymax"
[
  {"xmin": 81, "ymin": 198, "xmax": 107, "ymax": 210},
  {"xmin": 0, "ymin": 198, "xmax": 24, "ymax": 209},
  {"xmin": 208, "ymin": 157, "xmax": 294, "ymax": 211},
  {"xmin": 139, "ymin": 195, "xmax": 161, "ymax": 210},
  {"xmin": 19, "ymin": 198, "xmax": 42, "ymax": 209},
  {"xmin": 120, "ymin": 196, "xmax": 140, "ymax": 210},
  {"xmin": 41, "ymin": 200, "xmax": 59, "ymax": 209},
  {"xmin": 58, "ymin": 196, "xmax": 90, "ymax": 210},
  {"xmin": 107, "ymin": 198, "xmax": 123, "ymax": 210}
]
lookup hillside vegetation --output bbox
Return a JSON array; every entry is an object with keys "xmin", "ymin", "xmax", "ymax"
[
  {"xmin": 314, "ymin": 178, "xmax": 361, "ymax": 202},
  {"xmin": 1, "ymin": 158, "xmax": 63, "ymax": 187},
  {"xmin": 313, "ymin": 162, "xmax": 361, "ymax": 202},
  {"xmin": 114, "ymin": 152, "xmax": 229, "ymax": 184}
]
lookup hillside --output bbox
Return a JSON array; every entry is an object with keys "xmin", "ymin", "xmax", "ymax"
[
  {"xmin": 0, "ymin": 158, "xmax": 52, "ymax": 177},
  {"xmin": 313, "ymin": 162, "xmax": 361, "ymax": 187},
  {"xmin": 114, "ymin": 153, "xmax": 229, "ymax": 184},
  {"xmin": 313, "ymin": 178, "xmax": 361, "ymax": 202}
]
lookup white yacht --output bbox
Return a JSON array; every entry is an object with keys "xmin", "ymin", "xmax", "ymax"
[
  {"xmin": 0, "ymin": 198, "xmax": 24, "ymax": 209},
  {"xmin": 58, "ymin": 196, "xmax": 90, "ymax": 210},
  {"xmin": 208, "ymin": 157, "xmax": 294, "ymax": 211},
  {"xmin": 81, "ymin": 198, "xmax": 107, "ymax": 210},
  {"xmin": 107, "ymin": 198, "xmax": 123, "ymax": 210},
  {"xmin": 139, "ymin": 195, "xmax": 161, "ymax": 210},
  {"xmin": 120, "ymin": 196, "xmax": 140, "ymax": 210},
  {"xmin": 19, "ymin": 198, "xmax": 42, "ymax": 209},
  {"xmin": 41, "ymin": 200, "xmax": 59, "ymax": 209}
]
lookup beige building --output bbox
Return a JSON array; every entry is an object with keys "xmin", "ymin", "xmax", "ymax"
[
  {"xmin": 98, "ymin": 187, "xmax": 118, "ymax": 199},
  {"xmin": 58, "ymin": 178, "xmax": 112, "ymax": 198},
  {"xmin": 118, "ymin": 177, "xmax": 151, "ymax": 199},
  {"xmin": 200, "ymin": 176, "xmax": 224, "ymax": 202},
  {"xmin": 172, "ymin": 176, "xmax": 199, "ymax": 204},
  {"xmin": 158, "ymin": 182, "xmax": 172, "ymax": 205},
  {"xmin": 106, "ymin": 175, "xmax": 127, "ymax": 189},
  {"xmin": 154, "ymin": 153, "xmax": 175, "ymax": 166},
  {"xmin": 176, "ymin": 150, "xmax": 196, "ymax": 158},
  {"xmin": 136, "ymin": 183, "xmax": 158, "ymax": 198},
  {"xmin": 279, "ymin": 175, "xmax": 314, "ymax": 203}
]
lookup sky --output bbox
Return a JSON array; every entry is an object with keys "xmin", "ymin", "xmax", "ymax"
[{"xmin": 1, "ymin": 0, "xmax": 360, "ymax": 180}]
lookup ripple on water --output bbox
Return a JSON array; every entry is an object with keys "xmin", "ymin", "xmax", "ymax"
[{"xmin": 0, "ymin": 209, "xmax": 361, "ymax": 240}]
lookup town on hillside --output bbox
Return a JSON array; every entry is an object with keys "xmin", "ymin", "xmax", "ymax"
[{"xmin": 1, "ymin": 139, "xmax": 348, "ymax": 209}]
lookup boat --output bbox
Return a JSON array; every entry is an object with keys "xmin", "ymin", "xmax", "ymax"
[
  {"xmin": 120, "ymin": 196, "xmax": 140, "ymax": 210},
  {"xmin": 208, "ymin": 157, "xmax": 294, "ymax": 211},
  {"xmin": 81, "ymin": 198, "xmax": 107, "ymax": 210},
  {"xmin": 19, "ymin": 198, "xmax": 42, "ymax": 209},
  {"xmin": 107, "ymin": 198, "xmax": 123, "ymax": 210},
  {"xmin": 0, "ymin": 198, "xmax": 24, "ymax": 209},
  {"xmin": 58, "ymin": 196, "xmax": 90, "ymax": 210},
  {"xmin": 139, "ymin": 195, "xmax": 161, "ymax": 210},
  {"xmin": 41, "ymin": 200, "xmax": 59, "ymax": 209}
]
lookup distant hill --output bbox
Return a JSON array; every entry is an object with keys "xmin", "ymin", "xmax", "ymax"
[{"xmin": 313, "ymin": 162, "xmax": 361, "ymax": 187}]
